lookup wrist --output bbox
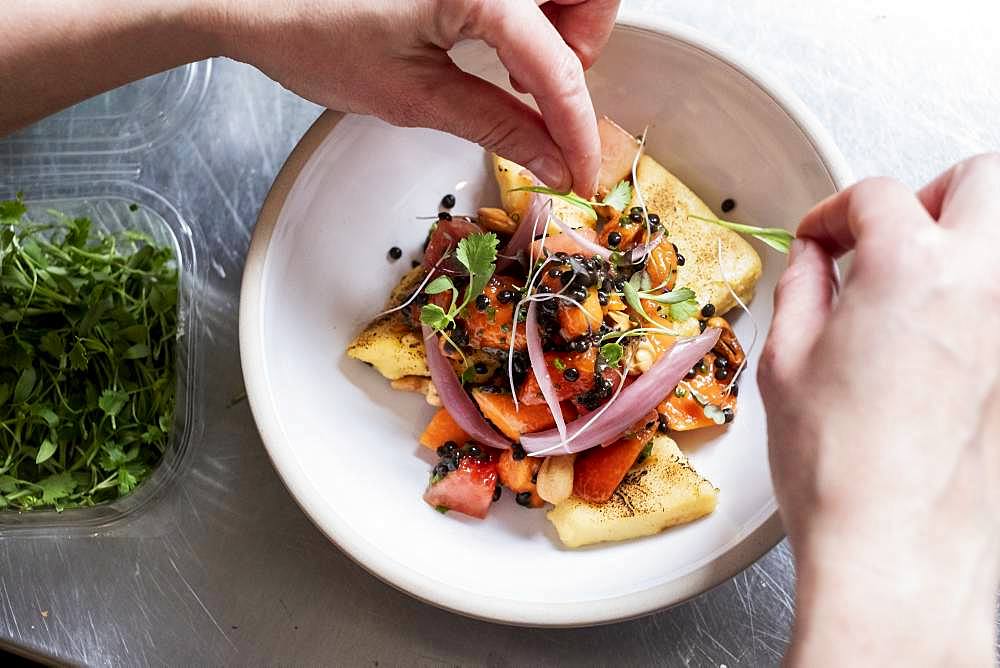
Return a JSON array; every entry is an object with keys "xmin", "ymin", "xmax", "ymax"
[{"xmin": 790, "ymin": 536, "xmax": 998, "ymax": 666}]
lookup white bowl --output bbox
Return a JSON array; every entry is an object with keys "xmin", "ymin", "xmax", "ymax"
[{"xmin": 240, "ymin": 15, "xmax": 851, "ymax": 626}]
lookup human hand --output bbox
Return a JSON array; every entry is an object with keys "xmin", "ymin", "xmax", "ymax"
[
  {"xmin": 212, "ymin": 0, "xmax": 620, "ymax": 197},
  {"xmin": 759, "ymin": 156, "xmax": 1000, "ymax": 665}
]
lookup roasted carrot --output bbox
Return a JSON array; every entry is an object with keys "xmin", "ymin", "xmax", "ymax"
[
  {"xmin": 572, "ymin": 411, "xmax": 659, "ymax": 503},
  {"xmin": 558, "ymin": 287, "xmax": 603, "ymax": 340},
  {"xmin": 472, "ymin": 390, "xmax": 558, "ymax": 441},
  {"xmin": 658, "ymin": 353, "xmax": 737, "ymax": 431},
  {"xmin": 418, "ymin": 408, "xmax": 471, "ymax": 450}
]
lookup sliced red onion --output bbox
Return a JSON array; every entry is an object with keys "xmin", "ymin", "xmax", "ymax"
[
  {"xmin": 525, "ymin": 301, "xmax": 567, "ymax": 441},
  {"xmin": 522, "ymin": 328, "xmax": 721, "ymax": 455},
  {"xmin": 422, "ymin": 324, "xmax": 511, "ymax": 450},
  {"xmin": 628, "ymin": 232, "xmax": 664, "ymax": 262},
  {"xmin": 497, "ymin": 177, "xmax": 548, "ymax": 272},
  {"xmin": 548, "ymin": 215, "xmax": 612, "ymax": 259}
]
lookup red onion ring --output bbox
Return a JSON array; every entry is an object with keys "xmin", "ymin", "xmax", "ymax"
[
  {"xmin": 525, "ymin": 300, "xmax": 567, "ymax": 441},
  {"xmin": 547, "ymin": 215, "xmax": 612, "ymax": 259},
  {"xmin": 422, "ymin": 324, "xmax": 511, "ymax": 450},
  {"xmin": 522, "ymin": 328, "xmax": 721, "ymax": 455}
]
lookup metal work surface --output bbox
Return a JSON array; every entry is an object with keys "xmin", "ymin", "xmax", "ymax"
[{"xmin": 1, "ymin": 1, "xmax": 998, "ymax": 665}]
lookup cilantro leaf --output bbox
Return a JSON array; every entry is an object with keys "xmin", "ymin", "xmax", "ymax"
[
  {"xmin": 98, "ymin": 389, "xmax": 129, "ymax": 417},
  {"xmin": 36, "ymin": 471, "xmax": 77, "ymax": 503},
  {"xmin": 456, "ymin": 232, "xmax": 499, "ymax": 300},
  {"xmin": 688, "ymin": 214, "xmax": 794, "ymax": 253},
  {"xmin": 602, "ymin": 180, "xmax": 633, "ymax": 212},
  {"xmin": 553, "ymin": 358, "xmax": 566, "ymax": 371}
]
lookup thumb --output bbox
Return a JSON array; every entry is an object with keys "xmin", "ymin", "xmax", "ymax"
[
  {"xmin": 388, "ymin": 60, "xmax": 571, "ymax": 191},
  {"xmin": 760, "ymin": 238, "xmax": 839, "ymax": 387}
]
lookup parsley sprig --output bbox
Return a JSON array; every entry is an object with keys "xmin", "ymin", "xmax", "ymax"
[
  {"xmin": 0, "ymin": 197, "xmax": 178, "ymax": 511},
  {"xmin": 622, "ymin": 272, "xmax": 701, "ymax": 323}
]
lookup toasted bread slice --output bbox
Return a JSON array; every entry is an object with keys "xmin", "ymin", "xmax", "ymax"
[
  {"xmin": 546, "ymin": 435, "xmax": 718, "ymax": 548},
  {"xmin": 346, "ymin": 266, "xmax": 429, "ymax": 380},
  {"xmin": 631, "ymin": 155, "xmax": 761, "ymax": 315}
]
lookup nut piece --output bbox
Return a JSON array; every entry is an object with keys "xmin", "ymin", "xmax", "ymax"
[
  {"xmin": 476, "ymin": 207, "xmax": 518, "ymax": 236},
  {"xmin": 389, "ymin": 376, "xmax": 441, "ymax": 406},
  {"xmin": 536, "ymin": 454, "xmax": 576, "ymax": 505},
  {"xmin": 707, "ymin": 316, "xmax": 745, "ymax": 367}
]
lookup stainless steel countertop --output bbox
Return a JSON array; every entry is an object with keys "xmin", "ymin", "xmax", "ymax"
[{"xmin": 2, "ymin": 1, "xmax": 999, "ymax": 665}]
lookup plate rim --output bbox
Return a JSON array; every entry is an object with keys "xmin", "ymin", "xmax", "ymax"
[{"xmin": 239, "ymin": 14, "xmax": 852, "ymax": 627}]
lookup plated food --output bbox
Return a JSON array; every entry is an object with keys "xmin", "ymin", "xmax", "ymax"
[{"xmin": 348, "ymin": 116, "xmax": 765, "ymax": 548}]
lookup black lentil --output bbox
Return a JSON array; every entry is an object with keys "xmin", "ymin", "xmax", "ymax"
[
  {"xmin": 699, "ymin": 319, "xmax": 708, "ymax": 333},
  {"xmin": 657, "ymin": 414, "xmax": 669, "ymax": 433},
  {"xmin": 648, "ymin": 213, "xmax": 660, "ymax": 225},
  {"xmin": 548, "ymin": 267, "xmax": 563, "ymax": 278},
  {"xmin": 721, "ymin": 198, "xmax": 736, "ymax": 213},
  {"xmin": 511, "ymin": 443, "xmax": 527, "ymax": 460},
  {"xmin": 492, "ymin": 484, "xmax": 502, "ymax": 502},
  {"xmin": 723, "ymin": 407, "xmax": 735, "ymax": 423},
  {"xmin": 466, "ymin": 444, "xmax": 482, "ymax": 457},
  {"xmin": 559, "ymin": 270, "xmax": 575, "ymax": 287},
  {"xmin": 515, "ymin": 491, "xmax": 533, "ymax": 507},
  {"xmin": 536, "ymin": 284, "xmax": 552, "ymax": 295},
  {"xmin": 474, "ymin": 294, "xmax": 490, "ymax": 311},
  {"xmin": 437, "ymin": 211, "xmax": 452, "ymax": 221},
  {"xmin": 570, "ymin": 287, "xmax": 588, "ymax": 302},
  {"xmin": 388, "ymin": 246, "xmax": 403, "ymax": 260},
  {"xmin": 715, "ymin": 367, "xmax": 729, "ymax": 381},
  {"xmin": 607, "ymin": 231, "xmax": 622, "ymax": 248},
  {"xmin": 676, "ymin": 254, "xmax": 686, "ymax": 266},
  {"xmin": 563, "ymin": 367, "xmax": 580, "ymax": 382},
  {"xmin": 597, "ymin": 291, "xmax": 609, "ymax": 306},
  {"xmin": 629, "ymin": 211, "xmax": 643, "ymax": 223},
  {"xmin": 474, "ymin": 362, "xmax": 488, "ymax": 375},
  {"xmin": 571, "ymin": 253, "xmax": 585, "ymax": 262},
  {"xmin": 701, "ymin": 303, "xmax": 716, "ymax": 318},
  {"xmin": 498, "ymin": 289, "xmax": 515, "ymax": 304},
  {"xmin": 441, "ymin": 193, "xmax": 456, "ymax": 209}
]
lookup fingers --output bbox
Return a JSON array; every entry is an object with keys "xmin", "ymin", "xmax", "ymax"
[
  {"xmin": 465, "ymin": 0, "xmax": 600, "ymax": 197},
  {"xmin": 759, "ymin": 238, "xmax": 839, "ymax": 387},
  {"xmin": 541, "ymin": 0, "xmax": 621, "ymax": 69},
  {"xmin": 387, "ymin": 59, "xmax": 571, "ymax": 189},
  {"xmin": 917, "ymin": 153, "xmax": 1000, "ymax": 230},
  {"xmin": 797, "ymin": 177, "xmax": 935, "ymax": 257}
]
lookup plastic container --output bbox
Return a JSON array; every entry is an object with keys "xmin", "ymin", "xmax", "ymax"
[{"xmin": 0, "ymin": 62, "xmax": 211, "ymax": 533}]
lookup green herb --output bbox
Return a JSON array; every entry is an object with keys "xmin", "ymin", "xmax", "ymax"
[
  {"xmin": 667, "ymin": 294, "xmax": 701, "ymax": 322},
  {"xmin": 434, "ymin": 504, "xmax": 449, "ymax": 514},
  {"xmin": 0, "ymin": 196, "xmax": 178, "ymax": 511},
  {"xmin": 510, "ymin": 180, "xmax": 634, "ymax": 219},
  {"xmin": 602, "ymin": 180, "xmax": 633, "ymax": 212},
  {"xmin": 420, "ymin": 232, "xmax": 499, "ymax": 334},
  {"xmin": 599, "ymin": 342, "xmax": 624, "ymax": 366},
  {"xmin": 674, "ymin": 386, "xmax": 687, "ymax": 398},
  {"xmin": 486, "ymin": 306, "xmax": 497, "ymax": 323},
  {"xmin": 553, "ymin": 358, "xmax": 566, "ymax": 371},
  {"xmin": 460, "ymin": 366, "xmax": 477, "ymax": 385},
  {"xmin": 688, "ymin": 214, "xmax": 794, "ymax": 253}
]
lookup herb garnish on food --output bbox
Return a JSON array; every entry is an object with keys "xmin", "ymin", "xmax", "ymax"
[
  {"xmin": 0, "ymin": 196, "xmax": 178, "ymax": 510},
  {"xmin": 688, "ymin": 214, "xmax": 794, "ymax": 253},
  {"xmin": 420, "ymin": 232, "xmax": 499, "ymax": 333}
]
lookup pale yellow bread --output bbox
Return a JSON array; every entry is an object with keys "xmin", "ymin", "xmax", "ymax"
[
  {"xmin": 346, "ymin": 266, "xmax": 429, "ymax": 380},
  {"xmin": 546, "ymin": 435, "xmax": 718, "ymax": 548},
  {"xmin": 492, "ymin": 155, "xmax": 593, "ymax": 231},
  {"xmin": 630, "ymin": 155, "xmax": 761, "ymax": 315}
]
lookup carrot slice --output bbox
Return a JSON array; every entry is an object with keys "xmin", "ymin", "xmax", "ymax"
[
  {"xmin": 572, "ymin": 411, "xmax": 659, "ymax": 503},
  {"xmin": 418, "ymin": 408, "xmax": 471, "ymax": 450},
  {"xmin": 472, "ymin": 390, "xmax": 558, "ymax": 441},
  {"xmin": 497, "ymin": 448, "xmax": 544, "ymax": 507},
  {"xmin": 558, "ymin": 287, "xmax": 603, "ymax": 340},
  {"xmin": 658, "ymin": 353, "xmax": 737, "ymax": 431}
]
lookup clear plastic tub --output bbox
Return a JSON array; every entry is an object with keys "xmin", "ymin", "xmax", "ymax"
[{"xmin": 0, "ymin": 63, "xmax": 210, "ymax": 533}]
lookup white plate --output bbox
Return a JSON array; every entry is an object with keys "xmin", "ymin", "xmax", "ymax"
[{"xmin": 240, "ymin": 15, "xmax": 851, "ymax": 626}]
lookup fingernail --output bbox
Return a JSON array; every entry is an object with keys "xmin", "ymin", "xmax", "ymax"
[
  {"xmin": 788, "ymin": 238, "xmax": 808, "ymax": 264},
  {"xmin": 526, "ymin": 155, "xmax": 570, "ymax": 193}
]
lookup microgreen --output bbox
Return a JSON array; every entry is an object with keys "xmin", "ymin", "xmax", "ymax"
[
  {"xmin": 420, "ymin": 232, "xmax": 499, "ymax": 334},
  {"xmin": 0, "ymin": 196, "xmax": 178, "ymax": 511},
  {"xmin": 688, "ymin": 214, "xmax": 793, "ymax": 253},
  {"xmin": 599, "ymin": 342, "xmax": 624, "ymax": 366},
  {"xmin": 510, "ymin": 179, "xmax": 634, "ymax": 219}
]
